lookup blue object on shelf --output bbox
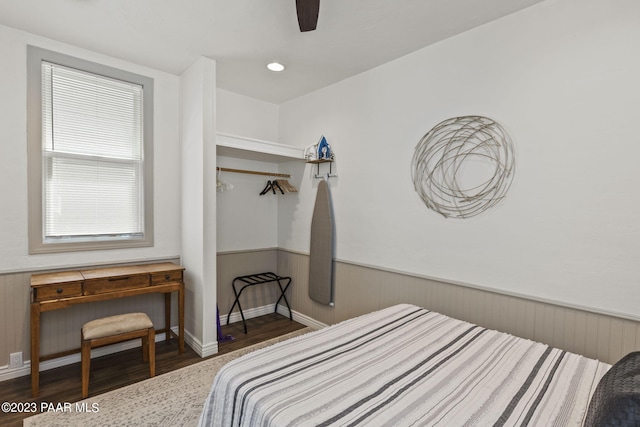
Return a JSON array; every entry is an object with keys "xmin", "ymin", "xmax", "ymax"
[{"xmin": 317, "ymin": 135, "xmax": 333, "ymax": 160}]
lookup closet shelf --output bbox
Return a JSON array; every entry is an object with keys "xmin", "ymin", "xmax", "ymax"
[
  {"xmin": 216, "ymin": 132, "xmax": 305, "ymax": 163},
  {"xmin": 307, "ymin": 158, "xmax": 337, "ymax": 179},
  {"xmin": 305, "ymin": 159, "xmax": 334, "ymax": 165}
]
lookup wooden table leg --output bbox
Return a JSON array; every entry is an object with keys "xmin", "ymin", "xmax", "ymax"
[
  {"xmin": 178, "ymin": 283, "xmax": 185, "ymax": 353},
  {"xmin": 164, "ymin": 293, "xmax": 171, "ymax": 343},
  {"xmin": 30, "ymin": 303, "xmax": 40, "ymax": 397}
]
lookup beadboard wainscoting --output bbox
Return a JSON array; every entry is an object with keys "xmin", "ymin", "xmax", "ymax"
[
  {"xmin": 0, "ymin": 258, "xmax": 180, "ymax": 380},
  {"xmin": 217, "ymin": 248, "xmax": 282, "ymax": 318},
  {"xmin": 216, "ymin": 250, "xmax": 324, "ymax": 331},
  {"xmin": 279, "ymin": 250, "xmax": 640, "ymax": 365},
  {"xmin": 221, "ymin": 248, "xmax": 640, "ymax": 366},
  {"xmin": 4, "ymin": 250, "xmax": 639, "ymax": 382}
]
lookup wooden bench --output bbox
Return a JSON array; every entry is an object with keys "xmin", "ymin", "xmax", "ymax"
[{"xmin": 81, "ymin": 312, "xmax": 155, "ymax": 398}]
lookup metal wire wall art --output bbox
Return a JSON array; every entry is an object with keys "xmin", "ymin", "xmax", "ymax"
[{"xmin": 411, "ymin": 116, "xmax": 515, "ymax": 219}]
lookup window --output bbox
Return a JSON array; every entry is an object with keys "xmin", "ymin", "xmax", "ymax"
[{"xmin": 28, "ymin": 46, "xmax": 154, "ymax": 253}]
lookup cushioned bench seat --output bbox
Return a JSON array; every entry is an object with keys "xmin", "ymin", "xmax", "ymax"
[{"xmin": 81, "ymin": 312, "xmax": 155, "ymax": 398}]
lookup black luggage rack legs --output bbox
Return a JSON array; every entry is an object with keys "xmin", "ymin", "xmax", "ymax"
[{"xmin": 226, "ymin": 272, "xmax": 293, "ymax": 334}]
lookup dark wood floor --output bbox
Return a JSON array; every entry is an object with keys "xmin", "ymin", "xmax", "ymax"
[{"xmin": 0, "ymin": 313, "xmax": 305, "ymax": 427}]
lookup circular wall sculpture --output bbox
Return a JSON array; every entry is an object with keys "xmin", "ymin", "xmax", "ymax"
[{"xmin": 411, "ymin": 116, "xmax": 515, "ymax": 219}]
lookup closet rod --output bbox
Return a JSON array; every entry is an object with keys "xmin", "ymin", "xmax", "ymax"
[{"xmin": 216, "ymin": 167, "xmax": 291, "ymax": 178}]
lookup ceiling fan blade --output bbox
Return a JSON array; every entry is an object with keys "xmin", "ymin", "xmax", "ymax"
[{"xmin": 296, "ymin": 0, "xmax": 320, "ymax": 32}]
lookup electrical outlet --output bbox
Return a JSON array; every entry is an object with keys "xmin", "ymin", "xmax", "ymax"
[{"xmin": 9, "ymin": 352, "xmax": 23, "ymax": 369}]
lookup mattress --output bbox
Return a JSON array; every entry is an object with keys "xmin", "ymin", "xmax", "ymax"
[{"xmin": 199, "ymin": 304, "xmax": 610, "ymax": 426}]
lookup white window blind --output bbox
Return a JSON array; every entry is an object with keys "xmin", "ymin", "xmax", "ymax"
[{"xmin": 41, "ymin": 62, "xmax": 145, "ymax": 241}]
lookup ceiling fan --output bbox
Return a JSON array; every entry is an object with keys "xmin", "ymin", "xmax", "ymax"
[{"xmin": 296, "ymin": 0, "xmax": 320, "ymax": 32}]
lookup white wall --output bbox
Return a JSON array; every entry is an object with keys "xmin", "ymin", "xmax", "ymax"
[
  {"xmin": 180, "ymin": 57, "xmax": 218, "ymax": 356},
  {"xmin": 0, "ymin": 24, "xmax": 182, "ymax": 272},
  {"xmin": 216, "ymin": 156, "xmax": 279, "ymax": 252},
  {"xmin": 215, "ymin": 90, "xmax": 284, "ymax": 252},
  {"xmin": 278, "ymin": 0, "xmax": 640, "ymax": 319},
  {"xmin": 216, "ymin": 89, "xmax": 279, "ymax": 142}
]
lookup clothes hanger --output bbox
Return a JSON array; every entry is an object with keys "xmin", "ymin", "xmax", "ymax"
[
  {"xmin": 273, "ymin": 180, "xmax": 284, "ymax": 194},
  {"xmin": 267, "ymin": 171, "xmax": 284, "ymax": 194},
  {"xmin": 216, "ymin": 168, "xmax": 233, "ymax": 192},
  {"xmin": 274, "ymin": 179, "xmax": 287, "ymax": 193},
  {"xmin": 259, "ymin": 173, "xmax": 296, "ymax": 195},
  {"xmin": 259, "ymin": 180, "xmax": 273, "ymax": 195},
  {"xmin": 275, "ymin": 179, "xmax": 297, "ymax": 193}
]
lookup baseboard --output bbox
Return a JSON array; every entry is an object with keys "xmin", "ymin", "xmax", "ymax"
[
  {"xmin": 176, "ymin": 326, "xmax": 218, "ymax": 358},
  {"xmin": 226, "ymin": 303, "xmax": 328, "ymax": 331},
  {"xmin": 276, "ymin": 305, "xmax": 328, "ymax": 330},
  {"xmin": 0, "ymin": 332, "xmax": 171, "ymax": 383},
  {"xmin": 1, "ymin": 308, "xmax": 326, "ymax": 383},
  {"xmin": 182, "ymin": 305, "xmax": 323, "ymax": 358},
  {"xmin": 225, "ymin": 304, "xmax": 281, "ymax": 325}
]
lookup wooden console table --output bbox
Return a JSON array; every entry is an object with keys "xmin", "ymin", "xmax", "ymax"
[{"xmin": 30, "ymin": 262, "xmax": 185, "ymax": 397}]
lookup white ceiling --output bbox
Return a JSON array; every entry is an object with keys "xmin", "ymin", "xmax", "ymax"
[{"xmin": 0, "ymin": 0, "xmax": 546, "ymax": 104}]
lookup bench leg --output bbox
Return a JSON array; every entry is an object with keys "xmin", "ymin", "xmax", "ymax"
[
  {"xmin": 148, "ymin": 327, "xmax": 155, "ymax": 378},
  {"xmin": 142, "ymin": 335, "xmax": 149, "ymax": 362},
  {"xmin": 81, "ymin": 338, "xmax": 91, "ymax": 398}
]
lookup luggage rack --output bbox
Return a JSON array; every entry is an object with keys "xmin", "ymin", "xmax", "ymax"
[{"xmin": 226, "ymin": 272, "xmax": 293, "ymax": 334}]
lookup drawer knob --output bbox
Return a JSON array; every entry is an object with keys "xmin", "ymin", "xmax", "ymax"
[
  {"xmin": 56, "ymin": 288, "xmax": 63, "ymax": 294},
  {"xmin": 164, "ymin": 274, "xmax": 171, "ymax": 280}
]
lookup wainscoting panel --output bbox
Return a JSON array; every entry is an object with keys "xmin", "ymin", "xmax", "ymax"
[
  {"xmin": 38, "ymin": 293, "xmax": 169, "ymax": 357},
  {"xmin": 276, "ymin": 249, "xmax": 640, "ymax": 365},
  {"xmin": 217, "ymin": 248, "xmax": 640, "ymax": 365},
  {"xmin": 217, "ymin": 249, "xmax": 281, "ymax": 318},
  {"xmin": 0, "ymin": 258, "xmax": 180, "ymax": 368},
  {"xmin": 0, "ymin": 272, "xmax": 31, "ymax": 367}
]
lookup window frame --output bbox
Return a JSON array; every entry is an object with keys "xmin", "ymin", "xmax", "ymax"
[{"xmin": 27, "ymin": 46, "xmax": 154, "ymax": 254}]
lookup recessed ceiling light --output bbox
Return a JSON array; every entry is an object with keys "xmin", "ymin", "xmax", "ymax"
[{"xmin": 267, "ymin": 62, "xmax": 285, "ymax": 72}]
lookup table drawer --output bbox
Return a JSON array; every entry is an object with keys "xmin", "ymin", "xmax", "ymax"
[
  {"xmin": 84, "ymin": 274, "xmax": 149, "ymax": 295},
  {"xmin": 34, "ymin": 282, "xmax": 83, "ymax": 302},
  {"xmin": 151, "ymin": 270, "xmax": 183, "ymax": 285}
]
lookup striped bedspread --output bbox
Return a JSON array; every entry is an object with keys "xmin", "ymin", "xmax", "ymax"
[{"xmin": 199, "ymin": 304, "xmax": 610, "ymax": 426}]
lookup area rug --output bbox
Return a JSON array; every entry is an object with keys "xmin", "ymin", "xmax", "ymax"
[{"xmin": 24, "ymin": 328, "xmax": 312, "ymax": 427}]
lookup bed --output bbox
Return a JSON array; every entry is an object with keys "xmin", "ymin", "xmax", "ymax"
[{"xmin": 199, "ymin": 304, "xmax": 639, "ymax": 426}]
